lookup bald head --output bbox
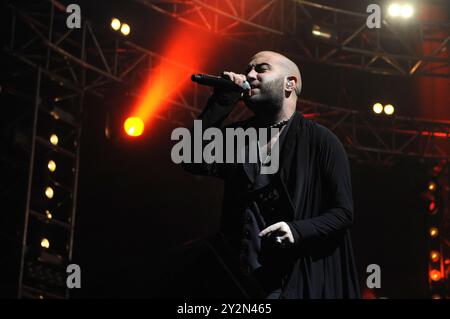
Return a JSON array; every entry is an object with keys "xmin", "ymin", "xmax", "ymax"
[{"xmin": 251, "ymin": 51, "xmax": 302, "ymax": 97}]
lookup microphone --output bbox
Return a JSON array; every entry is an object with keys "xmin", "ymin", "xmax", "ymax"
[{"xmin": 191, "ymin": 74, "xmax": 250, "ymax": 91}]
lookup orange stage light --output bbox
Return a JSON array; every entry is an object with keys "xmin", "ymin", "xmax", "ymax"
[
  {"xmin": 430, "ymin": 251, "xmax": 440, "ymax": 262},
  {"xmin": 124, "ymin": 117, "xmax": 144, "ymax": 137},
  {"xmin": 429, "ymin": 227, "xmax": 439, "ymax": 238},
  {"xmin": 131, "ymin": 26, "xmax": 218, "ymax": 129},
  {"xmin": 429, "ymin": 269, "xmax": 442, "ymax": 282}
]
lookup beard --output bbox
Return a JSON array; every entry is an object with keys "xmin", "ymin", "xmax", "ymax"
[{"xmin": 243, "ymin": 76, "xmax": 284, "ymax": 114}]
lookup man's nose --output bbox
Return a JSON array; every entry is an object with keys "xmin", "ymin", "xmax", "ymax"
[{"xmin": 246, "ymin": 69, "xmax": 257, "ymax": 81}]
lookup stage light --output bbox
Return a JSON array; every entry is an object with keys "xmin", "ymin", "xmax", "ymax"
[
  {"xmin": 40, "ymin": 238, "xmax": 50, "ymax": 249},
  {"xmin": 429, "ymin": 269, "xmax": 442, "ymax": 281},
  {"xmin": 388, "ymin": 3, "xmax": 414, "ymax": 19},
  {"xmin": 124, "ymin": 117, "xmax": 144, "ymax": 137},
  {"xmin": 49, "ymin": 134, "xmax": 58, "ymax": 146},
  {"xmin": 429, "ymin": 227, "xmax": 439, "ymax": 238},
  {"xmin": 120, "ymin": 23, "xmax": 130, "ymax": 36},
  {"xmin": 50, "ymin": 110, "xmax": 60, "ymax": 120},
  {"xmin": 428, "ymin": 182, "xmax": 436, "ymax": 191},
  {"xmin": 312, "ymin": 25, "xmax": 332, "ymax": 39},
  {"xmin": 401, "ymin": 4, "xmax": 414, "ymax": 18},
  {"xmin": 384, "ymin": 104, "xmax": 395, "ymax": 115},
  {"xmin": 388, "ymin": 3, "xmax": 401, "ymax": 17},
  {"xmin": 132, "ymin": 25, "xmax": 215, "ymax": 126},
  {"xmin": 429, "ymin": 201, "xmax": 436, "ymax": 212},
  {"xmin": 47, "ymin": 160, "xmax": 56, "ymax": 172},
  {"xmin": 45, "ymin": 186, "xmax": 54, "ymax": 199},
  {"xmin": 430, "ymin": 251, "xmax": 440, "ymax": 262},
  {"xmin": 45, "ymin": 210, "xmax": 53, "ymax": 220},
  {"xmin": 373, "ymin": 103, "xmax": 383, "ymax": 114},
  {"xmin": 431, "ymin": 294, "xmax": 442, "ymax": 299},
  {"xmin": 111, "ymin": 18, "xmax": 121, "ymax": 31},
  {"xmin": 445, "ymin": 259, "xmax": 450, "ymax": 265}
]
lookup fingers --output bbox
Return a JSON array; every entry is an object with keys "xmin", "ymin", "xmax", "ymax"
[
  {"xmin": 259, "ymin": 222, "xmax": 295, "ymax": 244},
  {"xmin": 259, "ymin": 222, "xmax": 283, "ymax": 237},
  {"xmin": 281, "ymin": 233, "xmax": 294, "ymax": 244},
  {"xmin": 223, "ymin": 71, "xmax": 247, "ymax": 87}
]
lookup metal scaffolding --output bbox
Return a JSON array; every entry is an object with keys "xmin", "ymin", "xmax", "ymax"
[
  {"xmin": 135, "ymin": 0, "xmax": 450, "ymax": 78},
  {"xmin": 5, "ymin": 0, "xmax": 449, "ymax": 165}
]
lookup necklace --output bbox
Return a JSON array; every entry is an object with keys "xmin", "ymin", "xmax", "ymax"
[{"xmin": 268, "ymin": 114, "xmax": 293, "ymax": 128}]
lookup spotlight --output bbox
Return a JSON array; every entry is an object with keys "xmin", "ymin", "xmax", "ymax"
[
  {"xmin": 429, "ymin": 227, "xmax": 439, "ymax": 238},
  {"xmin": 49, "ymin": 134, "xmax": 58, "ymax": 146},
  {"xmin": 45, "ymin": 210, "xmax": 53, "ymax": 220},
  {"xmin": 111, "ymin": 18, "xmax": 121, "ymax": 31},
  {"xmin": 430, "ymin": 251, "xmax": 440, "ymax": 262},
  {"xmin": 431, "ymin": 294, "xmax": 442, "ymax": 299},
  {"xmin": 428, "ymin": 201, "xmax": 436, "ymax": 212},
  {"xmin": 401, "ymin": 4, "xmax": 414, "ymax": 18},
  {"xmin": 45, "ymin": 186, "xmax": 54, "ymax": 199},
  {"xmin": 120, "ymin": 23, "xmax": 131, "ymax": 36},
  {"xmin": 388, "ymin": 3, "xmax": 401, "ymax": 17},
  {"xmin": 429, "ymin": 269, "xmax": 442, "ymax": 282},
  {"xmin": 373, "ymin": 103, "xmax": 383, "ymax": 114},
  {"xmin": 40, "ymin": 238, "xmax": 50, "ymax": 249},
  {"xmin": 47, "ymin": 160, "xmax": 56, "ymax": 172},
  {"xmin": 311, "ymin": 25, "xmax": 335, "ymax": 41},
  {"xmin": 388, "ymin": 3, "xmax": 414, "ymax": 19},
  {"xmin": 428, "ymin": 182, "xmax": 437, "ymax": 191},
  {"xmin": 384, "ymin": 104, "xmax": 395, "ymax": 115},
  {"xmin": 124, "ymin": 117, "xmax": 144, "ymax": 137},
  {"xmin": 312, "ymin": 25, "xmax": 331, "ymax": 39}
]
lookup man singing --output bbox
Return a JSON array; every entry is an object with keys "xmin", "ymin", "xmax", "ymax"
[{"xmin": 182, "ymin": 51, "xmax": 361, "ymax": 299}]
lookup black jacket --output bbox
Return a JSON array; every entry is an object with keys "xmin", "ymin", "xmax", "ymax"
[{"xmin": 183, "ymin": 91, "xmax": 361, "ymax": 299}]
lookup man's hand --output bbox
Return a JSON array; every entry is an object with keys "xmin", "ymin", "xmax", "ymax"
[
  {"xmin": 222, "ymin": 71, "xmax": 248, "ymax": 88},
  {"xmin": 259, "ymin": 222, "xmax": 295, "ymax": 244}
]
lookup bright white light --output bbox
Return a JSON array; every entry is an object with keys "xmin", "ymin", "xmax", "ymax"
[
  {"xmin": 388, "ymin": 3, "xmax": 401, "ymax": 17},
  {"xmin": 111, "ymin": 18, "xmax": 121, "ymax": 31},
  {"xmin": 41, "ymin": 238, "xmax": 50, "ymax": 249},
  {"xmin": 312, "ymin": 25, "xmax": 332, "ymax": 39},
  {"xmin": 49, "ymin": 134, "xmax": 58, "ymax": 146},
  {"xmin": 384, "ymin": 104, "xmax": 395, "ymax": 115},
  {"xmin": 401, "ymin": 4, "xmax": 414, "ymax": 18},
  {"xmin": 45, "ymin": 186, "xmax": 54, "ymax": 199},
  {"xmin": 121, "ymin": 23, "xmax": 131, "ymax": 36},
  {"xmin": 373, "ymin": 103, "xmax": 383, "ymax": 114}
]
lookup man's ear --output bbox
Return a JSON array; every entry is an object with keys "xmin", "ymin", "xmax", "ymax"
[{"xmin": 285, "ymin": 76, "xmax": 297, "ymax": 92}]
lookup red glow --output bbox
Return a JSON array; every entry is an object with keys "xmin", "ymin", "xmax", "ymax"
[
  {"xmin": 429, "ymin": 269, "xmax": 442, "ymax": 282},
  {"xmin": 429, "ymin": 201, "xmax": 436, "ymax": 211},
  {"xmin": 416, "ymin": 3, "xmax": 450, "ymax": 120},
  {"xmin": 361, "ymin": 287, "xmax": 377, "ymax": 299},
  {"xmin": 421, "ymin": 131, "xmax": 449, "ymax": 138},
  {"xmin": 131, "ymin": 26, "xmax": 217, "ymax": 128}
]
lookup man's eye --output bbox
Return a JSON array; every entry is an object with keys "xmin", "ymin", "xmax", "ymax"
[{"xmin": 256, "ymin": 65, "xmax": 268, "ymax": 72}]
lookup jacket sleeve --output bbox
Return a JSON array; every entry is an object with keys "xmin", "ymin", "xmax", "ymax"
[
  {"xmin": 287, "ymin": 129, "xmax": 354, "ymax": 244},
  {"xmin": 181, "ymin": 89, "xmax": 241, "ymax": 178}
]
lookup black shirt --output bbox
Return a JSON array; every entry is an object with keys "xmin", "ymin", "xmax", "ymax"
[{"xmin": 239, "ymin": 116, "xmax": 294, "ymax": 297}]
